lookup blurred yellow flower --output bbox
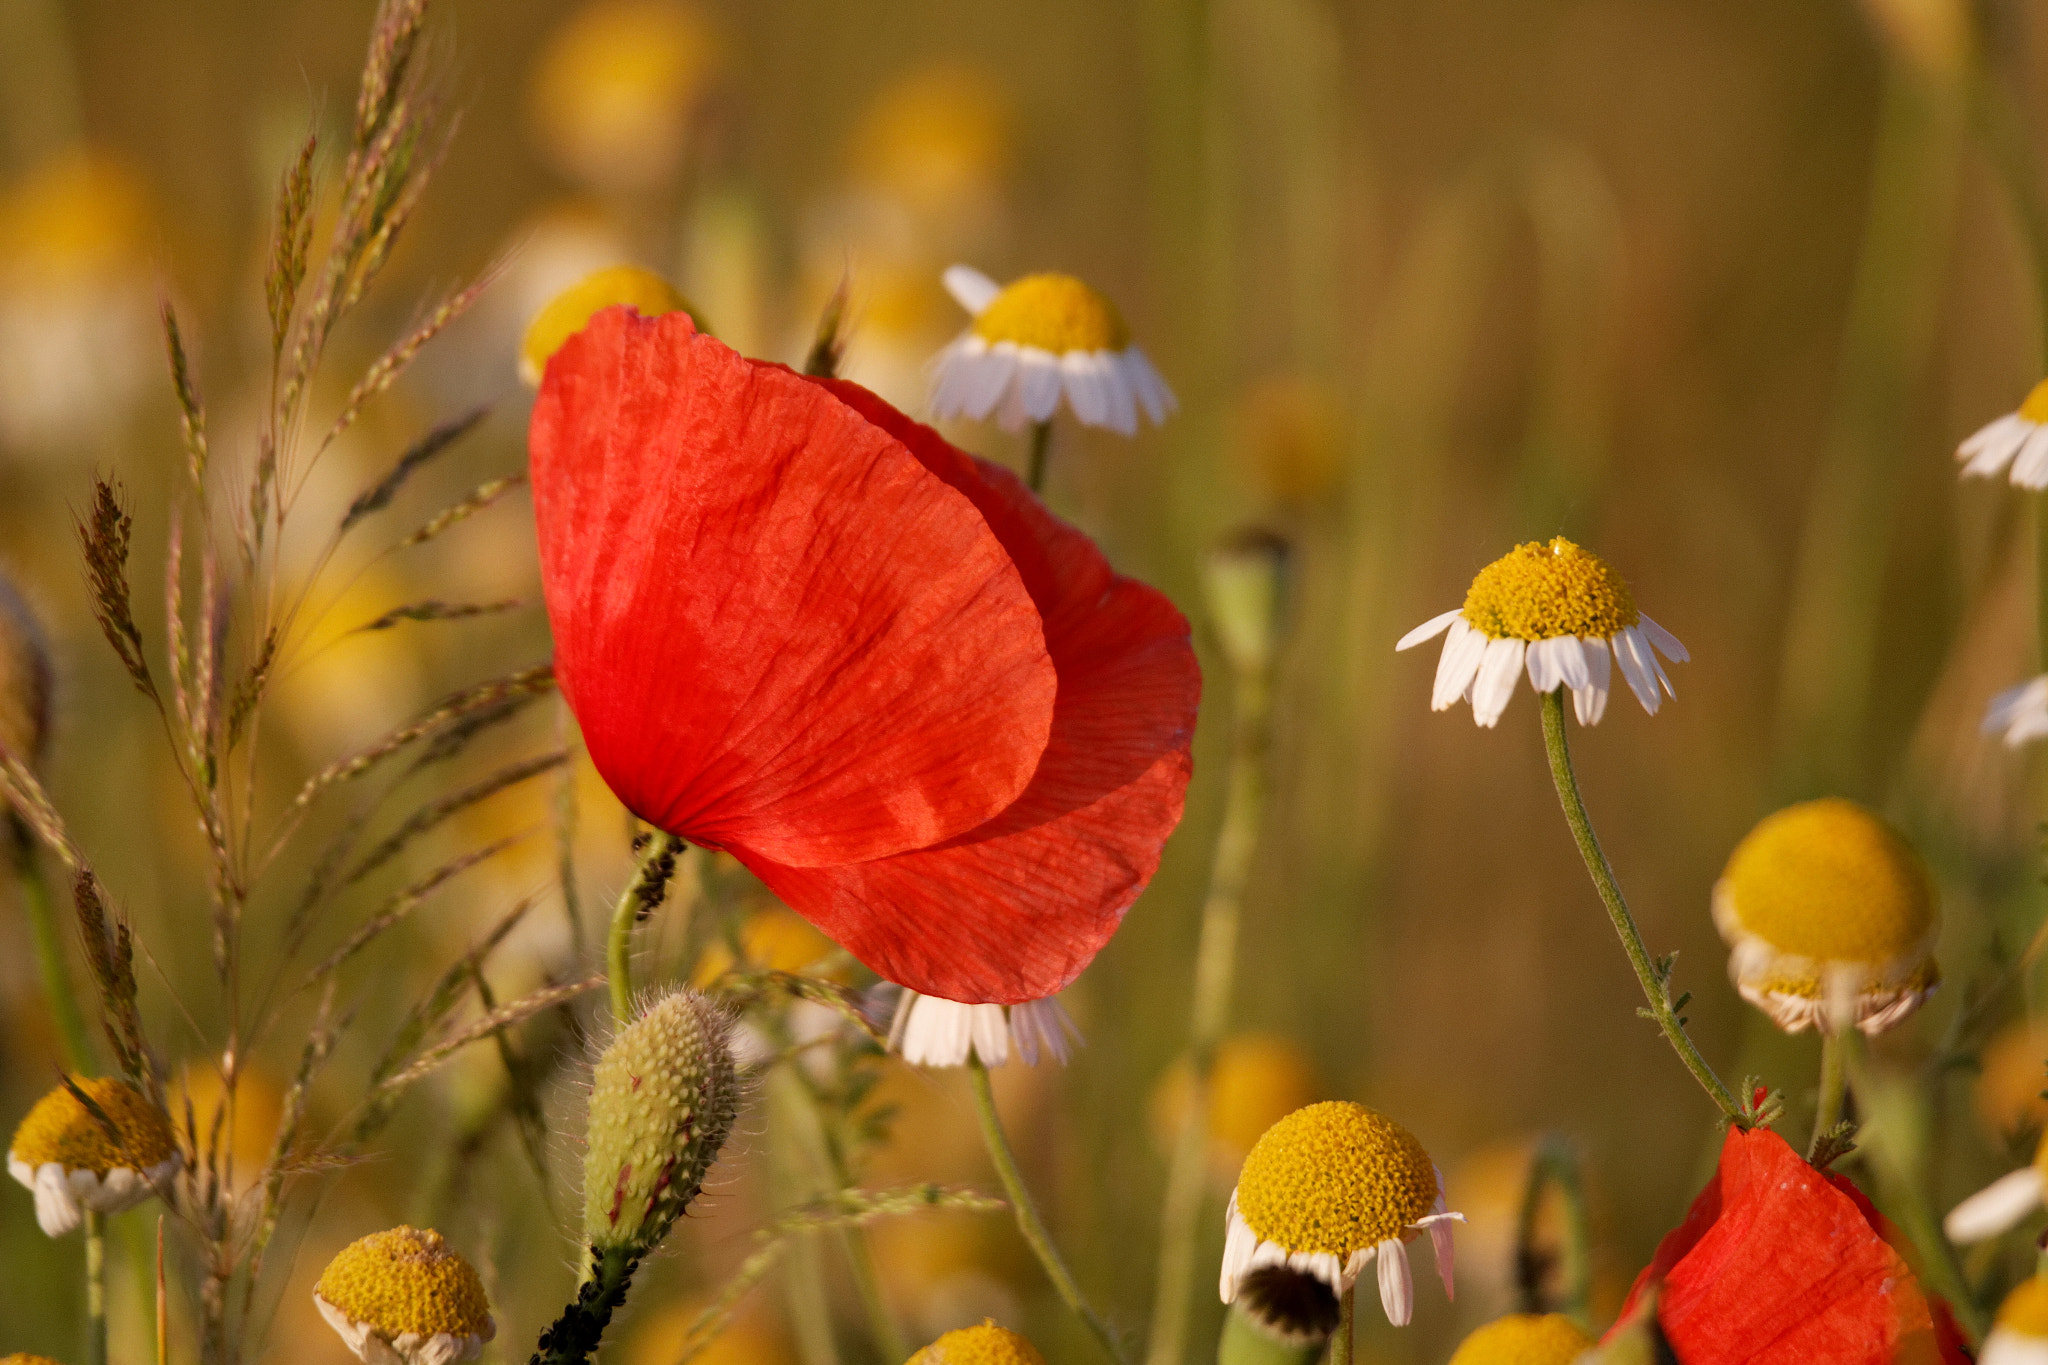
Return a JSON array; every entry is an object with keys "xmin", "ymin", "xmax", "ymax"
[
  {"xmin": 519, "ymin": 264, "xmax": 705, "ymax": 386},
  {"xmin": 906, "ymin": 1319, "xmax": 1044, "ymax": 1365},
  {"xmin": 1147, "ymin": 1033, "xmax": 1319, "ymax": 1178},
  {"xmin": 627, "ymin": 1296, "xmax": 793, "ymax": 1365},
  {"xmin": 1446, "ymin": 1313, "xmax": 1595, "ymax": 1365},
  {"xmin": 692, "ymin": 905, "xmax": 843, "ymax": 986},
  {"xmin": 529, "ymin": 0, "xmax": 718, "ymax": 192},
  {"xmin": 1976, "ymin": 1022, "xmax": 2048, "ymax": 1139},
  {"xmin": 0, "ymin": 148, "xmax": 157, "ymax": 453},
  {"xmin": 1235, "ymin": 376, "xmax": 1347, "ymax": 506},
  {"xmin": 850, "ymin": 63, "xmax": 1012, "ymax": 226}
]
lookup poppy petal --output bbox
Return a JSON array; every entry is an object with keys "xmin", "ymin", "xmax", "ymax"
[
  {"xmin": 738, "ymin": 381, "xmax": 1200, "ymax": 1001},
  {"xmin": 1615, "ymin": 1126, "xmax": 1931, "ymax": 1365},
  {"xmin": 530, "ymin": 308, "xmax": 1059, "ymax": 867}
]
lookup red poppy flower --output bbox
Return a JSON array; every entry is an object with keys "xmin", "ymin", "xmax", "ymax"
[
  {"xmin": 1611, "ymin": 1124, "xmax": 1961, "ymax": 1364},
  {"xmin": 529, "ymin": 307, "xmax": 1199, "ymax": 1003}
]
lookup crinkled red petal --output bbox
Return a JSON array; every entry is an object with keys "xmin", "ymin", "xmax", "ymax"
[
  {"xmin": 1612, "ymin": 1127, "xmax": 1932, "ymax": 1364},
  {"xmin": 530, "ymin": 308, "xmax": 1058, "ymax": 867},
  {"xmin": 737, "ymin": 381, "xmax": 1200, "ymax": 1002}
]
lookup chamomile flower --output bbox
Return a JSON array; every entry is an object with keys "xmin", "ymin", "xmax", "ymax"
[
  {"xmin": 1946, "ymin": 1132, "xmax": 2048, "ymax": 1245},
  {"xmin": 313, "ymin": 1226, "xmax": 496, "ymax": 1365},
  {"xmin": 905, "ymin": 1321, "xmax": 1044, "ymax": 1365},
  {"xmin": 1982, "ymin": 1277, "xmax": 2048, "ymax": 1365},
  {"xmin": 1446, "ymin": 1314, "xmax": 1596, "ymax": 1365},
  {"xmin": 929, "ymin": 267, "xmax": 1174, "ymax": 436},
  {"xmin": 519, "ymin": 264, "xmax": 705, "ymax": 386},
  {"xmin": 1712, "ymin": 798, "xmax": 1940, "ymax": 1035},
  {"xmin": 1220, "ymin": 1101, "xmax": 1463, "ymax": 1328},
  {"xmin": 1396, "ymin": 538, "xmax": 1687, "ymax": 728},
  {"xmin": 888, "ymin": 990, "xmax": 1079, "ymax": 1068},
  {"xmin": 1984, "ymin": 676, "xmax": 2048, "ymax": 748},
  {"xmin": 7, "ymin": 1077, "xmax": 179, "ymax": 1237},
  {"xmin": 1957, "ymin": 380, "xmax": 2048, "ymax": 488}
]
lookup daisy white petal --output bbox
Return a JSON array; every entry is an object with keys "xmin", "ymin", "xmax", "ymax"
[
  {"xmin": 2013, "ymin": 427, "xmax": 2048, "ymax": 489},
  {"xmin": 1017, "ymin": 349, "xmax": 1063, "ymax": 423},
  {"xmin": 942, "ymin": 264, "xmax": 1002, "ymax": 314},
  {"xmin": 1986, "ymin": 677, "xmax": 2048, "ymax": 747},
  {"xmin": 1097, "ymin": 351, "xmax": 1142, "ymax": 435},
  {"xmin": 1960, "ymin": 412, "xmax": 2027, "ymax": 460},
  {"xmin": 1637, "ymin": 612, "xmax": 1689, "ymax": 664},
  {"xmin": 1375, "ymin": 1238, "xmax": 1413, "ymax": 1327},
  {"xmin": 1397, "ymin": 609, "xmax": 1463, "ymax": 651},
  {"xmin": 1981, "ymin": 1329, "xmax": 2048, "ymax": 1365},
  {"xmin": 1526, "ymin": 637, "xmax": 1562, "ymax": 694},
  {"xmin": 1470, "ymin": 637, "xmax": 1527, "ymax": 727},
  {"xmin": 1963, "ymin": 416, "xmax": 2033, "ymax": 478},
  {"xmin": 1059, "ymin": 351, "xmax": 1113, "ymax": 429},
  {"xmin": 1430, "ymin": 619, "xmax": 1487, "ymax": 711},
  {"xmin": 1613, "ymin": 626, "xmax": 1661, "ymax": 714},
  {"xmin": 1125, "ymin": 347, "xmax": 1177, "ymax": 424},
  {"xmin": 1945, "ymin": 1168, "xmax": 2046, "ymax": 1244}
]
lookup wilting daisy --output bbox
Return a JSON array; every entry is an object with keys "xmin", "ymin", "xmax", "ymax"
[
  {"xmin": 1712, "ymin": 798, "xmax": 1939, "ymax": 1035},
  {"xmin": 1220, "ymin": 1101, "xmax": 1461, "ymax": 1328},
  {"xmin": 7, "ymin": 1077, "xmax": 179, "ymax": 1237},
  {"xmin": 1946, "ymin": 1133, "xmax": 2048, "ymax": 1246},
  {"xmin": 887, "ymin": 990, "xmax": 1079, "ymax": 1068},
  {"xmin": 530, "ymin": 307, "xmax": 1197, "ymax": 1007},
  {"xmin": 1985, "ymin": 1278, "xmax": 2048, "ymax": 1365},
  {"xmin": 1396, "ymin": 538, "xmax": 1687, "ymax": 728},
  {"xmin": 1957, "ymin": 381, "xmax": 2048, "ymax": 488},
  {"xmin": 929, "ymin": 266, "xmax": 1174, "ymax": 437},
  {"xmin": 1984, "ymin": 676, "xmax": 2048, "ymax": 748},
  {"xmin": 1447, "ymin": 1314, "xmax": 1595, "ymax": 1365},
  {"xmin": 314, "ymin": 1226, "xmax": 496, "ymax": 1365}
]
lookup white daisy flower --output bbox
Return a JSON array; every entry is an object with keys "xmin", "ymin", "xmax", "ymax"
[
  {"xmin": 888, "ymin": 988, "xmax": 1080, "ymax": 1068},
  {"xmin": 1958, "ymin": 382, "xmax": 2048, "ymax": 488},
  {"xmin": 314, "ymin": 1226, "xmax": 496, "ymax": 1365},
  {"xmin": 1946, "ymin": 1134, "xmax": 2048, "ymax": 1246},
  {"xmin": 929, "ymin": 265, "xmax": 1175, "ymax": 436},
  {"xmin": 7, "ymin": 1077, "xmax": 180, "ymax": 1237},
  {"xmin": 1985, "ymin": 675, "xmax": 2048, "ymax": 748},
  {"xmin": 1220, "ymin": 1101, "xmax": 1462, "ymax": 1329},
  {"xmin": 1395, "ymin": 537, "xmax": 1687, "ymax": 728}
]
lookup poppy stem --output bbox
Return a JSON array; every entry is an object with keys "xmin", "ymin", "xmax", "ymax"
[
  {"xmin": 966, "ymin": 1057, "xmax": 1130, "ymax": 1365},
  {"xmin": 1809, "ymin": 1030, "xmax": 1848, "ymax": 1159},
  {"xmin": 12, "ymin": 815, "xmax": 95, "ymax": 1072},
  {"xmin": 1146, "ymin": 660, "xmax": 1271, "ymax": 1365},
  {"xmin": 605, "ymin": 833, "xmax": 688, "ymax": 1025},
  {"xmin": 84, "ymin": 1209, "xmax": 107, "ymax": 1365},
  {"xmin": 1028, "ymin": 421, "xmax": 1054, "ymax": 493},
  {"xmin": 1514, "ymin": 1133, "xmax": 1593, "ymax": 1327},
  {"xmin": 1537, "ymin": 689, "xmax": 1744, "ymax": 1123}
]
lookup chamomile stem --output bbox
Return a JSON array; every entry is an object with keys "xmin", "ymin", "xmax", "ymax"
[
  {"xmin": 1337, "ymin": 1285, "xmax": 1353, "ymax": 1365},
  {"xmin": 12, "ymin": 817, "xmax": 94, "ymax": 1071},
  {"xmin": 1810, "ymin": 1030, "xmax": 1848, "ymax": 1158},
  {"xmin": 966, "ymin": 1057, "xmax": 1128, "ymax": 1365},
  {"xmin": 605, "ymin": 834, "xmax": 687, "ymax": 1025},
  {"xmin": 1514, "ymin": 1134, "xmax": 1592, "ymax": 1328},
  {"xmin": 84, "ymin": 1209, "xmax": 106, "ymax": 1365},
  {"xmin": 1146, "ymin": 667, "xmax": 1269, "ymax": 1365},
  {"xmin": 1028, "ymin": 421, "xmax": 1054, "ymax": 493},
  {"xmin": 1537, "ymin": 690, "xmax": 1743, "ymax": 1123}
]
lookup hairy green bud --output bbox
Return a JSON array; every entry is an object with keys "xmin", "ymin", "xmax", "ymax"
[{"xmin": 582, "ymin": 989, "xmax": 737, "ymax": 1251}]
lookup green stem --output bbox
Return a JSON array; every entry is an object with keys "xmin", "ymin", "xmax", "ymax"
[
  {"xmin": 606, "ymin": 834, "xmax": 687, "ymax": 1025},
  {"xmin": 1027, "ymin": 421, "xmax": 1054, "ymax": 494},
  {"xmin": 1146, "ymin": 670, "xmax": 1269, "ymax": 1365},
  {"xmin": 84, "ymin": 1209, "xmax": 106, "ymax": 1365},
  {"xmin": 1513, "ymin": 1134, "xmax": 1592, "ymax": 1328},
  {"xmin": 1810, "ymin": 1031, "xmax": 1848, "ymax": 1159},
  {"xmin": 967, "ymin": 1058, "xmax": 1128, "ymax": 1365},
  {"xmin": 1537, "ymin": 690, "xmax": 1743, "ymax": 1122},
  {"xmin": 12, "ymin": 818, "xmax": 94, "ymax": 1071},
  {"xmin": 1336, "ymin": 1285, "xmax": 1353, "ymax": 1365},
  {"xmin": 529, "ymin": 1245, "xmax": 642, "ymax": 1365}
]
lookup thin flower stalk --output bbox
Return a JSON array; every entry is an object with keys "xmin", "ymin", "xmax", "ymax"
[
  {"xmin": 1028, "ymin": 420, "xmax": 1053, "ymax": 493},
  {"xmin": 967, "ymin": 1058, "xmax": 1130, "ymax": 1365},
  {"xmin": 11, "ymin": 819, "xmax": 94, "ymax": 1070},
  {"xmin": 1536, "ymin": 689, "xmax": 1742, "ymax": 1122},
  {"xmin": 604, "ymin": 834, "xmax": 687, "ymax": 1024},
  {"xmin": 1811, "ymin": 1031, "xmax": 1849, "ymax": 1161},
  {"xmin": 85, "ymin": 1208, "xmax": 107, "ymax": 1365}
]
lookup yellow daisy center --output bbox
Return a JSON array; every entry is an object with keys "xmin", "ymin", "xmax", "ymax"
[
  {"xmin": 315, "ymin": 1226, "xmax": 492, "ymax": 1338},
  {"xmin": 1235, "ymin": 1101, "xmax": 1438, "ymax": 1255},
  {"xmin": 905, "ymin": 1320, "xmax": 1047, "ymax": 1365},
  {"xmin": 2020, "ymin": 378, "xmax": 2048, "ymax": 425},
  {"xmin": 10, "ymin": 1077, "xmax": 176, "ymax": 1174},
  {"xmin": 1998, "ymin": 1276, "xmax": 2048, "ymax": 1338},
  {"xmin": 970, "ymin": 274, "xmax": 1130, "ymax": 354},
  {"xmin": 1719, "ymin": 798, "xmax": 1936, "ymax": 963},
  {"xmin": 1460, "ymin": 538, "xmax": 1639, "ymax": 642},
  {"xmin": 519, "ymin": 265, "xmax": 706, "ymax": 386},
  {"xmin": 1447, "ymin": 1314, "xmax": 1597, "ymax": 1365},
  {"xmin": 1, "ymin": 1355, "xmax": 67, "ymax": 1365}
]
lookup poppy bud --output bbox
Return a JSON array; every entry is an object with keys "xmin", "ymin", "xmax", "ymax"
[
  {"xmin": 1203, "ymin": 530, "xmax": 1291, "ymax": 679},
  {"xmin": 583, "ymin": 988, "xmax": 738, "ymax": 1252}
]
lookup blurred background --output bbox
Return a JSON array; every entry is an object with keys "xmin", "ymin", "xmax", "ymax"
[{"xmin": 1, "ymin": 0, "xmax": 2045, "ymax": 1360}]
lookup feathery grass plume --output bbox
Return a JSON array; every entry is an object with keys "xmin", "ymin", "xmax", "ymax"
[
  {"xmin": 339, "ymin": 751, "xmax": 564, "ymax": 889},
  {"xmin": 372, "ymin": 974, "xmax": 604, "ymax": 1097},
  {"xmin": 397, "ymin": 474, "xmax": 528, "ymax": 550},
  {"xmin": 76, "ymin": 480, "xmax": 155, "ymax": 702},
  {"xmin": 73, "ymin": 870, "xmax": 155, "ymax": 1100},
  {"xmin": 265, "ymin": 132, "xmax": 318, "ymax": 361},
  {"xmin": 339, "ymin": 405, "xmax": 490, "ymax": 532},
  {"xmin": 344, "ymin": 599, "xmax": 522, "ymax": 636},
  {"xmin": 159, "ymin": 301, "xmax": 208, "ymax": 493},
  {"xmin": 298, "ymin": 832, "xmax": 532, "ymax": 989},
  {"xmin": 530, "ymin": 989, "xmax": 739, "ymax": 1365}
]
